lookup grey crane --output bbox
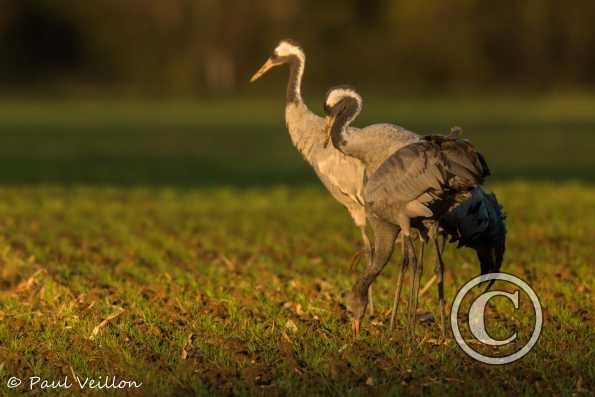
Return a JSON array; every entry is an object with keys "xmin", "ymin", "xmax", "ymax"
[
  {"xmin": 249, "ymin": 42, "xmax": 506, "ymax": 337},
  {"xmin": 323, "ymin": 87, "xmax": 500, "ymax": 337},
  {"xmin": 250, "ymin": 40, "xmax": 420, "ymax": 314},
  {"xmin": 388, "ymin": 183, "xmax": 507, "ymax": 337}
]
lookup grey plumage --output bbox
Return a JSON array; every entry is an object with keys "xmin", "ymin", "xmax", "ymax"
[
  {"xmin": 251, "ymin": 41, "xmax": 370, "ymax": 227},
  {"xmin": 286, "ymin": 102, "xmax": 368, "ymax": 227},
  {"xmin": 324, "ymin": 86, "xmax": 498, "ymax": 337},
  {"xmin": 251, "ymin": 41, "xmax": 419, "ymax": 308},
  {"xmin": 365, "ymin": 136, "xmax": 489, "ymax": 335},
  {"xmin": 285, "ymin": 89, "xmax": 419, "ymax": 230},
  {"xmin": 252, "ymin": 44, "xmax": 506, "ymax": 338},
  {"xmin": 365, "ymin": 135, "xmax": 489, "ymax": 220},
  {"xmin": 326, "ymin": 88, "xmax": 420, "ymax": 178},
  {"xmin": 333, "ymin": 123, "xmax": 420, "ymax": 178}
]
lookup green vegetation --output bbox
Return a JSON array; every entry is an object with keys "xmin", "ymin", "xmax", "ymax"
[
  {"xmin": 0, "ymin": 98, "xmax": 594, "ymax": 396},
  {"xmin": 0, "ymin": 94, "xmax": 593, "ymax": 186}
]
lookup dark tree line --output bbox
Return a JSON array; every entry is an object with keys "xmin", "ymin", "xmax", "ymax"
[{"xmin": 1, "ymin": 0, "xmax": 594, "ymax": 95}]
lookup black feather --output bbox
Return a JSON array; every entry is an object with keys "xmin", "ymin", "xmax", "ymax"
[{"xmin": 440, "ymin": 187, "xmax": 507, "ymax": 280}]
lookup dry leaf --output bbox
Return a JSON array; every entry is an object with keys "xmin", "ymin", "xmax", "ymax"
[
  {"xmin": 288, "ymin": 280, "xmax": 299, "ymax": 289},
  {"xmin": 285, "ymin": 319, "xmax": 298, "ymax": 333},
  {"xmin": 181, "ymin": 333, "xmax": 194, "ymax": 360},
  {"xmin": 219, "ymin": 255, "xmax": 236, "ymax": 272},
  {"xmin": 89, "ymin": 307, "xmax": 124, "ymax": 340}
]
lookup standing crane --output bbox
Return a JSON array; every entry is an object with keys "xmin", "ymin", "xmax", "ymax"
[
  {"xmin": 250, "ymin": 40, "xmax": 420, "ymax": 314},
  {"xmin": 323, "ymin": 87, "xmax": 505, "ymax": 337}
]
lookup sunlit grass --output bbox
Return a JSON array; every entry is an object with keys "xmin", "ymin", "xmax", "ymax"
[
  {"xmin": 0, "ymin": 182, "xmax": 593, "ymax": 396},
  {"xmin": 0, "ymin": 97, "xmax": 593, "ymax": 395}
]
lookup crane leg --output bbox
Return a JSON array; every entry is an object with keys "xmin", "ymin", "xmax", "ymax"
[
  {"xmin": 368, "ymin": 285, "xmax": 374, "ymax": 316},
  {"xmin": 440, "ymin": 234, "xmax": 459, "ymax": 290},
  {"xmin": 406, "ymin": 236, "xmax": 415, "ymax": 335},
  {"xmin": 360, "ymin": 226, "xmax": 375, "ymax": 316},
  {"xmin": 408, "ymin": 239, "xmax": 424, "ymax": 337},
  {"xmin": 349, "ymin": 218, "xmax": 398, "ymax": 337},
  {"xmin": 389, "ymin": 234, "xmax": 408, "ymax": 331},
  {"xmin": 405, "ymin": 235, "xmax": 421, "ymax": 336},
  {"xmin": 434, "ymin": 236, "xmax": 447, "ymax": 339}
]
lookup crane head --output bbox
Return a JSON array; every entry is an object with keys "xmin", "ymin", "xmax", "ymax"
[
  {"xmin": 344, "ymin": 290, "xmax": 367, "ymax": 337},
  {"xmin": 322, "ymin": 86, "xmax": 363, "ymax": 148},
  {"xmin": 250, "ymin": 39, "xmax": 305, "ymax": 82}
]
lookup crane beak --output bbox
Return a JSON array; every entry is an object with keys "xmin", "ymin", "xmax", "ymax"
[
  {"xmin": 323, "ymin": 115, "xmax": 335, "ymax": 148},
  {"xmin": 250, "ymin": 58, "xmax": 276, "ymax": 82}
]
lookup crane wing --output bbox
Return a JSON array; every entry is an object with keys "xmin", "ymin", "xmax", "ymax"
[
  {"xmin": 424, "ymin": 134, "xmax": 490, "ymax": 187},
  {"xmin": 363, "ymin": 134, "xmax": 490, "ymax": 223},
  {"xmin": 363, "ymin": 141, "xmax": 447, "ymax": 213}
]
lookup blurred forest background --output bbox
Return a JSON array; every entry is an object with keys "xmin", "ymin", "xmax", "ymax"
[
  {"xmin": 0, "ymin": 0, "xmax": 594, "ymax": 186},
  {"xmin": 2, "ymin": 0, "xmax": 595, "ymax": 96}
]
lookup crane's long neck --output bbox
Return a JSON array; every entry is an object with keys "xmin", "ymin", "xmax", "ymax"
[
  {"xmin": 284, "ymin": 53, "xmax": 326, "ymax": 160},
  {"xmin": 286, "ymin": 55, "xmax": 304, "ymax": 104},
  {"xmin": 330, "ymin": 102, "xmax": 360, "ymax": 155}
]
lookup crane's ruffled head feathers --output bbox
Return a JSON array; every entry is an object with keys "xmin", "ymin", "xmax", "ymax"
[
  {"xmin": 322, "ymin": 86, "xmax": 363, "ymax": 147},
  {"xmin": 273, "ymin": 39, "xmax": 304, "ymax": 60},
  {"xmin": 324, "ymin": 86, "xmax": 362, "ymax": 114},
  {"xmin": 250, "ymin": 39, "xmax": 305, "ymax": 82}
]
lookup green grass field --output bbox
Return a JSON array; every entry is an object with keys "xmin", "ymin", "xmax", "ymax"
[{"xmin": 0, "ymin": 97, "xmax": 594, "ymax": 396}]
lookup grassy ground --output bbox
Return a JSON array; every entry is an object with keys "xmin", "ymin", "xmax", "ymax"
[{"xmin": 0, "ymin": 97, "xmax": 594, "ymax": 396}]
